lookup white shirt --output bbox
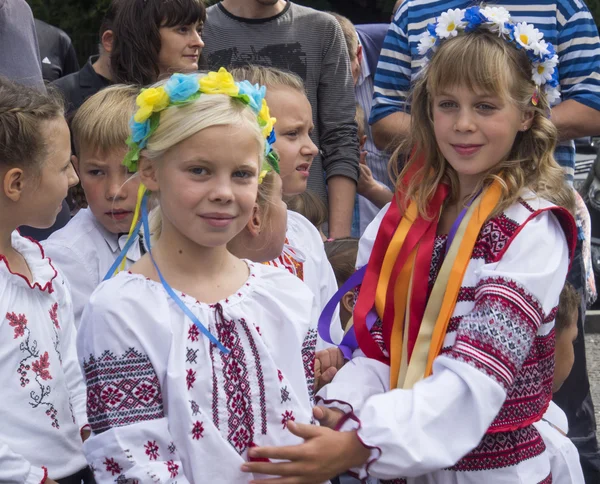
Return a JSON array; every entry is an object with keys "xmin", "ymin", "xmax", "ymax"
[
  {"xmin": 78, "ymin": 262, "xmax": 317, "ymax": 483},
  {"xmin": 0, "ymin": 231, "xmax": 88, "ymax": 482},
  {"xmin": 266, "ymin": 210, "xmax": 344, "ymax": 347},
  {"xmin": 43, "ymin": 208, "xmax": 142, "ymax": 328},
  {"xmin": 535, "ymin": 402, "xmax": 585, "ymax": 483}
]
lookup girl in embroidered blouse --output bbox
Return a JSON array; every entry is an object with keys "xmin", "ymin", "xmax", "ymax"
[
  {"xmin": 0, "ymin": 77, "xmax": 91, "ymax": 483},
  {"xmin": 77, "ymin": 71, "xmax": 319, "ymax": 483},
  {"xmin": 242, "ymin": 7, "xmax": 578, "ymax": 484}
]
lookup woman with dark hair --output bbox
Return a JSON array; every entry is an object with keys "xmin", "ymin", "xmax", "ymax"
[{"xmin": 111, "ymin": 0, "xmax": 206, "ymax": 85}]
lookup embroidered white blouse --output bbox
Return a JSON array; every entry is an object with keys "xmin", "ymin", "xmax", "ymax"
[
  {"xmin": 267, "ymin": 210, "xmax": 344, "ymax": 346},
  {"xmin": 78, "ymin": 262, "xmax": 318, "ymax": 483},
  {"xmin": 319, "ymin": 194, "xmax": 572, "ymax": 483},
  {"xmin": 42, "ymin": 208, "xmax": 143, "ymax": 328},
  {"xmin": 0, "ymin": 232, "xmax": 88, "ymax": 483}
]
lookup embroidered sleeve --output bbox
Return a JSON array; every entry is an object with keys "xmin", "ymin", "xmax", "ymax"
[
  {"xmin": 77, "ymin": 281, "xmax": 190, "ymax": 483},
  {"xmin": 55, "ymin": 276, "xmax": 88, "ymax": 430}
]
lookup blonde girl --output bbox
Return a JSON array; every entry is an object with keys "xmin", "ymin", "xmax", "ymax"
[
  {"xmin": 77, "ymin": 70, "xmax": 318, "ymax": 483},
  {"xmin": 242, "ymin": 7, "xmax": 577, "ymax": 483}
]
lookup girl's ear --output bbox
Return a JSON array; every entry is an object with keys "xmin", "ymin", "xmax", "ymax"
[
  {"xmin": 341, "ymin": 291, "xmax": 355, "ymax": 314},
  {"xmin": 138, "ymin": 156, "xmax": 159, "ymax": 192},
  {"xmin": 3, "ymin": 167, "xmax": 26, "ymax": 202},
  {"xmin": 246, "ymin": 204, "xmax": 263, "ymax": 237},
  {"xmin": 522, "ymin": 109, "xmax": 535, "ymax": 131}
]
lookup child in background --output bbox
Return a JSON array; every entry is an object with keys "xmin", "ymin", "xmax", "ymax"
[
  {"xmin": 243, "ymin": 7, "xmax": 577, "ymax": 482},
  {"xmin": 534, "ymin": 282, "xmax": 585, "ymax": 483},
  {"xmin": 286, "ymin": 190, "xmax": 328, "ymax": 241},
  {"xmin": 43, "ymin": 85, "xmax": 142, "ymax": 327},
  {"xmin": 231, "ymin": 66, "xmax": 344, "ymax": 346},
  {"xmin": 0, "ymin": 77, "xmax": 91, "ymax": 483},
  {"xmin": 324, "ymin": 238, "xmax": 359, "ymax": 331},
  {"xmin": 78, "ymin": 70, "xmax": 318, "ymax": 483}
]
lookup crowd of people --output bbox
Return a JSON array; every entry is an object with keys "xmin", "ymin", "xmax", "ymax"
[{"xmin": 1, "ymin": 0, "xmax": 600, "ymax": 482}]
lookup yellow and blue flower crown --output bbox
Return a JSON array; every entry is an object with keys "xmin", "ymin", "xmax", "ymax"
[
  {"xmin": 123, "ymin": 67, "xmax": 280, "ymax": 181},
  {"xmin": 418, "ymin": 6, "xmax": 560, "ymax": 105}
]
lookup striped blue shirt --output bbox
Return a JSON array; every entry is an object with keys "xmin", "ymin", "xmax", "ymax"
[{"xmin": 370, "ymin": 0, "xmax": 600, "ymax": 183}]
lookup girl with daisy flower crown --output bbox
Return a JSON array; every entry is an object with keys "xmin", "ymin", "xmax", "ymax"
[
  {"xmin": 241, "ymin": 6, "xmax": 580, "ymax": 483},
  {"xmin": 76, "ymin": 69, "xmax": 320, "ymax": 483}
]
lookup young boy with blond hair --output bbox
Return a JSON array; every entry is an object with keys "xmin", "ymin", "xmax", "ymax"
[{"xmin": 43, "ymin": 85, "xmax": 142, "ymax": 327}]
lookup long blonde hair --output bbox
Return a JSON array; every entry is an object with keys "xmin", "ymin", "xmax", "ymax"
[
  {"xmin": 393, "ymin": 31, "xmax": 575, "ymax": 218},
  {"xmin": 141, "ymin": 79, "xmax": 266, "ymax": 244}
]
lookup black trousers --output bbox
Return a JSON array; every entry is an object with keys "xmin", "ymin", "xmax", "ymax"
[
  {"xmin": 57, "ymin": 467, "xmax": 95, "ymax": 484},
  {"xmin": 554, "ymin": 239, "xmax": 600, "ymax": 484}
]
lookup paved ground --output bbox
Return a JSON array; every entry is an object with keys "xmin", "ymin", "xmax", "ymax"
[{"xmin": 585, "ymin": 333, "xmax": 600, "ymax": 440}]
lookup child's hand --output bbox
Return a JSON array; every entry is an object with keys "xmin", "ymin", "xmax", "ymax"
[
  {"xmin": 241, "ymin": 421, "xmax": 370, "ymax": 483},
  {"xmin": 313, "ymin": 405, "xmax": 344, "ymax": 429},
  {"xmin": 357, "ymin": 153, "xmax": 379, "ymax": 198},
  {"xmin": 314, "ymin": 348, "xmax": 345, "ymax": 391}
]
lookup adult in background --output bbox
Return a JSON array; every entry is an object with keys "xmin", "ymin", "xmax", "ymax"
[
  {"xmin": 35, "ymin": 19, "xmax": 79, "ymax": 83},
  {"xmin": 201, "ymin": 0, "xmax": 359, "ymax": 238},
  {"xmin": 0, "ymin": 0, "xmax": 44, "ymax": 90},
  {"xmin": 51, "ymin": 4, "xmax": 116, "ymax": 117},
  {"xmin": 369, "ymin": 1, "xmax": 600, "ymax": 481}
]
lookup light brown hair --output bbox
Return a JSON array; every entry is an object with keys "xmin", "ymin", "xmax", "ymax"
[
  {"xmin": 328, "ymin": 12, "xmax": 359, "ymax": 61},
  {"xmin": 230, "ymin": 65, "xmax": 305, "ymax": 94},
  {"xmin": 286, "ymin": 190, "xmax": 328, "ymax": 229},
  {"xmin": 555, "ymin": 282, "xmax": 580, "ymax": 334},
  {"xmin": 0, "ymin": 76, "xmax": 64, "ymax": 171},
  {"xmin": 393, "ymin": 31, "xmax": 575, "ymax": 218},
  {"xmin": 71, "ymin": 84, "xmax": 140, "ymax": 157},
  {"xmin": 324, "ymin": 237, "xmax": 359, "ymax": 287}
]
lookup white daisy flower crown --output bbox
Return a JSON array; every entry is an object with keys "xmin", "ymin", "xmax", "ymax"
[{"xmin": 418, "ymin": 5, "xmax": 560, "ymax": 105}]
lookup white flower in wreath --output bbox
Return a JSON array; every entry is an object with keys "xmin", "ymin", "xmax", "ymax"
[
  {"xmin": 418, "ymin": 33, "xmax": 437, "ymax": 55},
  {"xmin": 435, "ymin": 9, "xmax": 466, "ymax": 38},
  {"xmin": 531, "ymin": 39, "xmax": 551, "ymax": 57},
  {"xmin": 546, "ymin": 86, "xmax": 561, "ymax": 105},
  {"xmin": 532, "ymin": 55, "xmax": 558, "ymax": 85},
  {"xmin": 480, "ymin": 6, "xmax": 511, "ymax": 34},
  {"xmin": 514, "ymin": 22, "xmax": 543, "ymax": 50}
]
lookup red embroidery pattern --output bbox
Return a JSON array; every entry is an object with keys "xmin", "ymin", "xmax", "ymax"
[
  {"xmin": 188, "ymin": 324, "xmax": 200, "ymax": 342},
  {"xmin": 214, "ymin": 308, "xmax": 255, "ymax": 454},
  {"xmin": 265, "ymin": 240, "xmax": 305, "ymax": 281},
  {"xmin": 277, "ymin": 369, "xmax": 283, "ymax": 382},
  {"xmin": 49, "ymin": 303, "xmax": 60, "ymax": 329},
  {"xmin": 192, "ymin": 420, "xmax": 204, "ymax": 440},
  {"xmin": 301, "ymin": 329, "xmax": 318, "ymax": 402},
  {"xmin": 165, "ymin": 460, "xmax": 179, "ymax": 478},
  {"xmin": 281, "ymin": 410, "xmax": 295, "ymax": 429},
  {"xmin": 82, "ymin": 348, "xmax": 164, "ymax": 433},
  {"xmin": 537, "ymin": 473, "xmax": 552, "ymax": 484},
  {"xmin": 144, "ymin": 440, "xmax": 160, "ymax": 460},
  {"xmin": 186, "ymin": 368, "xmax": 196, "ymax": 390},
  {"xmin": 7, "ymin": 311, "xmax": 27, "ymax": 338},
  {"xmin": 104, "ymin": 457, "xmax": 123, "ymax": 476},
  {"xmin": 239, "ymin": 318, "xmax": 267, "ymax": 435},
  {"xmin": 471, "ymin": 214, "xmax": 520, "ymax": 263},
  {"xmin": 31, "ymin": 351, "xmax": 52, "ymax": 380},
  {"xmin": 451, "ymin": 426, "xmax": 546, "ymax": 472}
]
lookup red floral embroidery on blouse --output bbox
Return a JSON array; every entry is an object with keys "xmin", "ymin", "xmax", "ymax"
[
  {"xmin": 192, "ymin": 420, "xmax": 204, "ymax": 440},
  {"xmin": 144, "ymin": 440, "xmax": 160, "ymax": 461},
  {"xmin": 165, "ymin": 460, "xmax": 179, "ymax": 478},
  {"xmin": 188, "ymin": 324, "xmax": 200, "ymax": 342},
  {"xmin": 186, "ymin": 368, "xmax": 196, "ymax": 390},
  {"xmin": 281, "ymin": 410, "xmax": 295, "ymax": 429},
  {"xmin": 31, "ymin": 351, "xmax": 52, "ymax": 381},
  {"xmin": 6, "ymin": 312, "xmax": 27, "ymax": 338},
  {"xmin": 103, "ymin": 457, "xmax": 122, "ymax": 476},
  {"xmin": 49, "ymin": 303, "xmax": 60, "ymax": 329}
]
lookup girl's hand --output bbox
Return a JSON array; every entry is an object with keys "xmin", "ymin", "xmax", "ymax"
[
  {"xmin": 357, "ymin": 155, "xmax": 379, "ymax": 198},
  {"xmin": 312, "ymin": 405, "xmax": 344, "ymax": 429},
  {"xmin": 241, "ymin": 421, "xmax": 370, "ymax": 483}
]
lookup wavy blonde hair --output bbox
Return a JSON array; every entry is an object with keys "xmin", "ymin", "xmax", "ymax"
[
  {"xmin": 141, "ymin": 77, "xmax": 266, "ymax": 243},
  {"xmin": 393, "ymin": 31, "xmax": 575, "ymax": 218}
]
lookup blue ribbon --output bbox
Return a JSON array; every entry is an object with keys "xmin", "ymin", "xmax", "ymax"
[
  {"xmin": 140, "ymin": 197, "xmax": 229, "ymax": 354},
  {"xmin": 317, "ymin": 265, "xmax": 379, "ymax": 360},
  {"xmin": 102, "ymin": 217, "xmax": 143, "ymax": 281}
]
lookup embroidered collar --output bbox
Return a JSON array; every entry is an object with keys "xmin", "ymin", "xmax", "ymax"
[{"xmin": 0, "ymin": 231, "xmax": 58, "ymax": 293}]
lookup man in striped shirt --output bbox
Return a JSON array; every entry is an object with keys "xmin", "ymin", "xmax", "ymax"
[
  {"xmin": 202, "ymin": 0, "xmax": 359, "ymax": 238},
  {"xmin": 369, "ymin": 1, "xmax": 600, "ymax": 480}
]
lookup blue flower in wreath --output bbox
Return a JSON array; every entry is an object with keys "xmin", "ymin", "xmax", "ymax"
[
  {"xmin": 427, "ymin": 22, "xmax": 437, "ymax": 38},
  {"xmin": 504, "ymin": 23, "xmax": 516, "ymax": 42},
  {"xmin": 164, "ymin": 73, "xmax": 199, "ymax": 102},
  {"xmin": 548, "ymin": 70, "xmax": 560, "ymax": 88},
  {"xmin": 130, "ymin": 117, "xmax": 151, "ymax": 148},
  {"xmin": 265, "ymin": 129, "xmax": 277, "ymax": 155},
  {"xmin": 237, "ymin": 80, "xmax": 266, "ymax": 113},
  {"xmin": 541, "ymin": 43, "xmax": 556, "ymax": 62},
  {"xmin": 464, "ymin": 7, "xmax": 486, "ymax": 32}
]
